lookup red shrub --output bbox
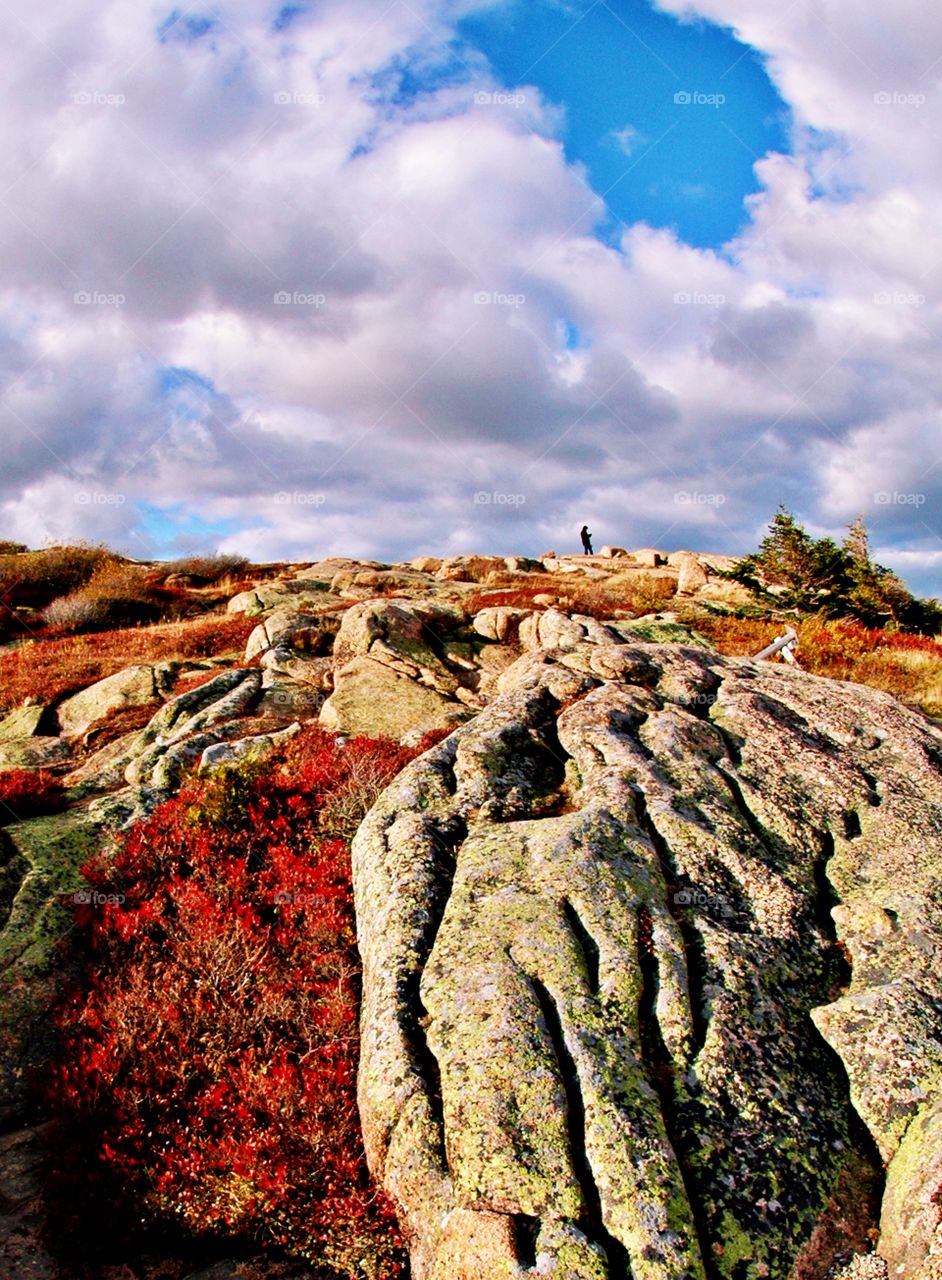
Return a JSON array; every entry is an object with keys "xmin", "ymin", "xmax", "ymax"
[
  {"xmin": 0, "ymin": 614, "xmax": 255, "ymax": 713},
  {"xmin": 466, "ymin": 573, "xmax": 676, "ymax": 621},
  {"xmin": 45, "ymin": 725, "xmax": 432, "ymax": 1276},
  {"xmin": 0, "ymin": 769, "xmax": 65, "ymax": 824}
]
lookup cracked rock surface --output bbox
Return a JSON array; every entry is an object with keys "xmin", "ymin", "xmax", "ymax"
[{"xmin": 352, "ymin": 641, "xmax": 942, "ymax": 1280}]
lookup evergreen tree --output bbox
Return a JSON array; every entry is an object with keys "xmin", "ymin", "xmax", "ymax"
[{"xmin": 728, "ymin": 507, "xmax": 941, "ymax": 633}]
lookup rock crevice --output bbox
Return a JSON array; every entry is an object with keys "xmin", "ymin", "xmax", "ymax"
[{"xmin": 353, "ymin": 641, "xmax": 942, "ymax": 1279}]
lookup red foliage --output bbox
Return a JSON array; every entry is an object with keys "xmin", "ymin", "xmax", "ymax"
[
  {"xmin": 466, "ymin": 573, "xmax": 676, "ymax": 621},
  {"xmin": 170, "ymin": 668, "xmax": 228, "ymax": 697},
  {"xmin": 45, "ymin": 725, "xmax": 425, "ymax": 1276},
  {"xmin": 0, "ymin": 614, "xmax": 256, "ymax": 713},
  {"xmin": 0, "ymin": 768, "xmax": 65, "ymax": 824}
]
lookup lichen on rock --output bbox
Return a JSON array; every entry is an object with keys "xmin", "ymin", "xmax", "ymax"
[{"xmin": 352, "ymin": 640, "xmax": 942, "ymax": 1279}]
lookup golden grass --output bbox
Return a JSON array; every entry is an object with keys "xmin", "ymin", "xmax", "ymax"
[{"xmin": 693, "ymin": 614, "xmax": 942, "ymax": 718}]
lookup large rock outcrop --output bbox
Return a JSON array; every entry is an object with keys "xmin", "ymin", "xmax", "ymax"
[{"xmin": 352, "ymin": 641, "xmax": 942, "ymax": 1280}]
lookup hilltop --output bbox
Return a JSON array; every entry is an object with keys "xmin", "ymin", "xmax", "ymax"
[{"xmin": 0, "ymin": 544, "xmax": 939, "ymax": 1279}]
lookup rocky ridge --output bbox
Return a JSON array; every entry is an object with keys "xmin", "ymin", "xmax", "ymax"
[
  {"xmin": 0, "ymin": 547, "xmax": 937, "ymax": 1279},
  {"xmin": 352, "ymin": 637, "xmax": 942, "ymax": 1280}
]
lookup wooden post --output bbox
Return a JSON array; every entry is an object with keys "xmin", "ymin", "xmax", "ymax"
[{"xmin": 753, "ymin": 626, "xmax": 799, "ymax": 665}]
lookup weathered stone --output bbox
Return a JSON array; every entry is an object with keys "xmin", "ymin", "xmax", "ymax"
[
  {"xmin": 62, "ymin": 728, "xmax": 152, "ymax": 793},
  {"xmin": 353, "ymin": 641, "xmax": 942, "ymax": 1280},
  {"xmin": 198, "ymin": 721, "xmax": 301, "ymax": 772},
  {"xmin": 411, "ymin": 556, "xmax": 443, "ymax": 574},
  {"xmin": 811, "ymin": 981, "xmax": 942, "ymax": 1161},
  {"xmin": 598, "ymin": 545, "xmax": 628, "ymax": 558},
  {"xmin": 148, "ymin": 670, "xmax": 260, "ymax": 745},
  {"xmin": 472, "ymin": 607, "xmax": 532, "ymax": 644},
  {"xmin": 612, "ymin": 616, "xmax": 708, "ymax": 646},
  {"xmin": 333, "ymin": 597, "xmax": 467, "ymax": 681},
  {"xmin": 0, "ymin": 707, "xmax": 46, "ymax": 742},
  {"xmin": 227, "ymin": 587, "xmax": 266, "ymax": 615},
  {"xmin": 330, "ymin": 568, "xmax": 437, "ymax": 595},
  {"xmin": 436, "ymin": 556, "xmax": 508, "ymax": 583},
  {"xmin": 295, "ymin": 557, "xmax": 387, "ymax": 579},
  {"xmin": 149, "ymin": 732, "xmax": 221, "ymax": 793},
  {"xmin": 879, "ymin": 1096, "xmax": 942, "ymax": 1280},
  {"xmin": 320, "ymin": 657, "xmax": 466, "ymax": 740},
  {"xmin": 0, "ymin": 738, "xmax": 71, "ymax": 772},
  {"xmin": 255, "ymin": 677, "xmax": 327, "ymax": 718},
  {"xmin": 503, "ymin": 556, "xmax": 545, "ymax": 574},
  {"xmin": 630, "ymin": 547, "xmax": 667, "ymax": 568},
  {"xmin": 0, "ymin": 811, "xmax": 102, "ymax": 1118},
  {"xmin": 674, "ymin": 552, "xmax": 710, "ymax": 595},
  {"xmin": 518, "ymin": 608, "xmax": 588, "ymax": 651},
  {"xmin": 0, "ymin": 1122, "xmax": 66, "ymax": 1279},
  {"xmin": 227, "ymin": 580, "xmax": 334, "ymax": 615},
  {"xmin": 245, "ymin": 621, "xmax": 270, "ymax": 661},
  {"xmin": 56, "ymin": 665, "xmax": 158, "ymax": 739},
  {"xmin": 244, "ymin": 608, "xmax": 335, "ymax": 661},
  {"xmin": 259, "ymin": 647, "xmax": 333, "ymax": 689}
]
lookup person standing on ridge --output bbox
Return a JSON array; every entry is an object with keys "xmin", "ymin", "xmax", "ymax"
[{"xmin": 580, "ymin": 525, "xmax": 593, "ymax": 554}]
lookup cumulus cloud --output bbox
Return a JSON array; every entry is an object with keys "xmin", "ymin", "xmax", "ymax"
[{"xmin": 0, "ymin": 0, "xmax": 939, "ymax": 593}]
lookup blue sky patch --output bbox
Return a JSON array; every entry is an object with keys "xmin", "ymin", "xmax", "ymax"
[
  {"xmin": 273, "ymin": 4, "xmax": 307, "ymax": 34},
  {"xmin": 136, "ymin": 500, "xmax": 244, "ymax": 555},
  {"xmin": 457, "ymin": 0, "xmax": 791, "ymax": 249},
  {"xmin": 158, "ymin": 10, "xmax": 217, "ymax": 44}
]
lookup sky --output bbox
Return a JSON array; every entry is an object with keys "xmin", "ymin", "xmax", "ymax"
[{"xmin": 1, "ymin": 0, "xmax": 940, "ymax": 594}]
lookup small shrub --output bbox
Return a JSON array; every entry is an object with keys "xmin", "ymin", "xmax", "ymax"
[
  {"xmin": 81, "ymin": 703, "xmax": 162, "ymax": 750},
  {"xmin": 42, "ymin": 561, "xmax": 197, "ymax": 634},
  {"xmin": 467, "ymin": 572, "xmax": 676, "ymax": 621},
  {"xmin": 0, "ymin": 545, "xmax": 115, "ymax": 611},
  {"xmin": 44, "ymin": 592, "xmax": 162, "ymax": 633},
  {"xmin": 0, "ymin": 615, "xmax": 256, "ymax": 713},
  {"xmin": 0, "ymin": 540, "xmax": 27, "ymax": 555},
  {"xmin": 45, "ymin": 726, "xmax": 424, "ymax": 1275},
  {"xmin": 0, "ymin": 769, "xmax": 65, "ymax": 824},
  {"xmin": 155, "ymin": 553, "xmax": 250, "ymax": 585}
]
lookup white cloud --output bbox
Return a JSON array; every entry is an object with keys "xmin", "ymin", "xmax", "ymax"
[{"xmin": 0, "ymin": 0, "xmax": 939, "ymax": 595}]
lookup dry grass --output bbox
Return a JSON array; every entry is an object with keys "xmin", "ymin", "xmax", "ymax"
[
  {"xmin": 151, "ymin": 552, "xmax": 250, "ymax": 584},
  {"xmin": 0, "ymin": 545, "xmax": 115, "ymax": 609},
  {"xmin": 43, "ymin": 560, "xmax": 200, "ymax": 633},
  {"xmin": 694, "ymin": 614, "xmax": 942, "ymax": 718},
  {"xmin": 0, "ymin": 614, "xmax": 256, "ymax": 713}
]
